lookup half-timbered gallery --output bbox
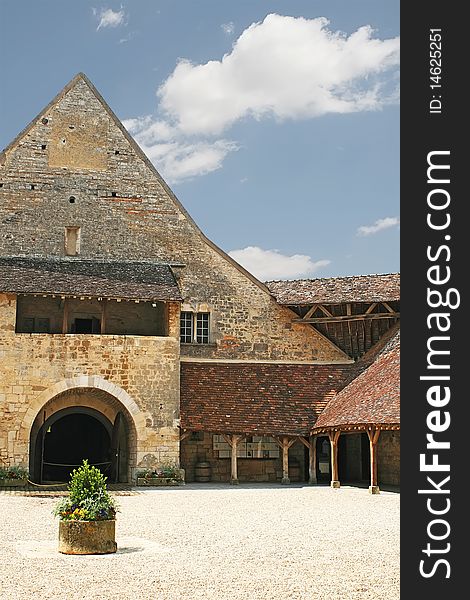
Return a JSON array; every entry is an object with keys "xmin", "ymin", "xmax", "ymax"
[{"xmin": 0, "ymin": 74, "xmax": 400, "ymax": 492}]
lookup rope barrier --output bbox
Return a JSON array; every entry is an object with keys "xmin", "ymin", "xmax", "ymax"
[
  {"xmin": 26, "ymin": 479, "xmax": 68, "ymax": 488},
  {"xmin": 42, "ymin": 461, "xmax": 112, "ymax": 468},
  {"xmin": 22, "ymin": 462, "xmax": 112, "ymax": 488}
]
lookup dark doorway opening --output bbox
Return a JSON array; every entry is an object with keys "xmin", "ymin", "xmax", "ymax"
[
  {"xmin": 40, "ymin": 411, "xmax": 111, "ymax": 482},
  {"xmin": 316, "ymin": 436, "xmax": 331, "ymax": 482},
  {"xmin": 73, "ymin": 318, "xmax": 100, "ymax": 334},
  {"xmin": 338, "ymin": 432, "xmax": 370, "ymax": 484},
  {"xmin": 32, "ymin": 408, "xmax": 115, "ymax": 483}
]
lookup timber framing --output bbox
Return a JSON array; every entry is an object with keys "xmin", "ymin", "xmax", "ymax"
[{"xmin": 289, "ymin": 300, "xmax": 400, "ymax": 360}]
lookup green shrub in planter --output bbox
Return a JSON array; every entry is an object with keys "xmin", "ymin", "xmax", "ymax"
[
  {"xmin": 136, "ymin": 464, "xmax": 184, "ymax": 485},
  {"xmin": 54, "ymin": 460, "xmax": 117, "ymax": 521},
  {"xmin": 0, "ymin": 466, "xmax": 29, "ymax": 485}
]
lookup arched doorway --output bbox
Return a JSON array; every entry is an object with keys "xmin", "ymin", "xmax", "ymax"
[
  {"xmin": 36, "ymin": 407, "xmax": 112, "ymax": 482},
  {"xmin": 28, "ymin": 387, "xmax": 135, "ymax": 484}
]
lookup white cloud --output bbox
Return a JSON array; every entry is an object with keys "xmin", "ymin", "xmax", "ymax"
[
  {"xmin": 228, "ymin": 246, "xmax": 330, "ymax": 280},
  {"xmin": 94, "ymin": 7, "xmax": 126, "ymax": 31},
  {"xmin": 221, "ymin": 22, "xmax": 235, "ymax": 35},
  {"xmin": 124, "ymin": 13, "xmax": 399, "ymax": 182},
  {"xmin": 158, "ymin": 13, "xmax": 400, "ymax": 136},
  {"xmin": 124, "ymin": 116, "xmax": 238, "ymax": 182},
  {"xmin": 357, "ymin": 217, "xmax": 400, "ymax": 236}
]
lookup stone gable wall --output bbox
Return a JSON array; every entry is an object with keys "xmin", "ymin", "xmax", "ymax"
[{"xmin": 0, "ymin": 78, "xmax": 347, "ymax": 362}]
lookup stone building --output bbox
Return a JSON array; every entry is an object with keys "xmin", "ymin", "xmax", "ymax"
[{"xmin": 0, "ymin": 74, "xmax": 400, "ymax": 491}]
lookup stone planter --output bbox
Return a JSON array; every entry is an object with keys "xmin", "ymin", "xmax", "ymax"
[
  {"xmin": 0, "ymin": 479, "xmax": 28, "ymax": 487},
  {"xmin": 58, "ymin": 520, "xmax": 117, "ymax": 555},
  {"xmin": 136, "ymin": 477, "xmax": 183, "ymax": 486}
]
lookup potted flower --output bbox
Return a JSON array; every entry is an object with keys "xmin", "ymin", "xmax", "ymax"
[
  {"xmin": 53, "ymin": 459, "xmax": 118, "ymax": 554},
  {"xmin": 136, "ymin": 463, "xmax": 185, "ymax": 486},
  {"xmin": 0, "ymin": 465, "xmax": 29, "ymax": 487}
]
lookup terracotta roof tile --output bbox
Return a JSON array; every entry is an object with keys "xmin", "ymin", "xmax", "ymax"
[
  {"xmin": 313, "ymin": 331, "xmax": 400, "ymax": 430},
  {"xmin": 180, "ymin": 362, "xmax": 352, "ymax": 436}
]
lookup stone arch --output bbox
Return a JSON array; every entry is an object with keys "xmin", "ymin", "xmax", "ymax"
[
  {"xmin": 24, "ymin": 376, "xmax": 145, "ymax": 483},
  {"xmin": 21, "ymin": 376, "xmax": 145, "ymax": 435}
]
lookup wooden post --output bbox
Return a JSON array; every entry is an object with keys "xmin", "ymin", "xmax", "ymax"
[
  {"xmin": 230, "ymin": 435, "xmax": 241, "ymax": 485},
  {"xmin": 100, "ymin": 299, "xmax": 108, "ymax": 334},
  {"xmin": 367, "ymin": 429, "xmax": 381, "ymax": 494},
  {"xmin": 62, "ymin": 298, "xmax": 69, "ymax": 334},
  {"xmin": 309, "ymin": 435, "xmax": 317, "ymax": 484},
  {"xmin": 329, "ymin": 431, "xmax": 341, "ymax": 488},
  {"xmin": 282, "ymin": 436, "xmax": 290, "ymax": 484},
  {"xmin": 222, "ymin": 434, "xmax": 242, "ymax": 485}
]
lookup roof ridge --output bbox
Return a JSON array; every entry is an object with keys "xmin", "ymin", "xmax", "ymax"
[{"xmin": 265, "ymin": 272, "xmax": 400, "ymax": 284}]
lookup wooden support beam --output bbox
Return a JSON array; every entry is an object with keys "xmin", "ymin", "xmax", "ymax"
[
  {"xmin": 221, "ymin": 434, "xmax": 244, "ymax": 484},
  {"xmin": 318, "ymin": 304, "xmax": 333, "ymax": 318},
  {"xmin": 281, "ymin": 436, "xmax": 290, "ymax": 484},
  {"xmin": 303, "ymin": 305, "xmax": 318, "ymax": 320},
  {"xmin": 179, "ymin": 430, "xmax": 193, "ymax": 442},
  {"xmin": 329, "ymin": 431, "xmax": 341, "ymax": 489},
  {"xmin": 273, "ymin": 436, "xmax": 296, "ymax": 484},
  {"xmin": 365, "ymin": 302, "xmax": 378, "ymax": 314},
  {"xmin": 367, "ymin": 429, "xmax": 380, "ymax": 494},
  {"xmin": 309, "ymin": 435, "xmax": 317, "ymax": 484},
  {"xmin": 62, "ymin": 298, "xmax": 69, "ymax": 334},
  {"xmin": 381, "ymin": 301, "xmax": 395, "ymax": 314},
  {"xmin": 293, "ymin": 312, "xmax": 400, "ymax": 324},
  {"xmin": 100, "ymin": 298, "xmax": 108, "ymax": 334}
]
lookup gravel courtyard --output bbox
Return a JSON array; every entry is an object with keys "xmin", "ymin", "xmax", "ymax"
[{"xmin": 0, "ymin": 484, "xmax": 399, "ymax": 600}]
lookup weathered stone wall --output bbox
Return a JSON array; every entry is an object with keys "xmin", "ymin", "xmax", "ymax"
[
  {"xmin": 180, "ymin": 432, "xmax": 305, "ymax": 483},
  {"xmin": 0, "ymin": 294, "xmax": 180, "ymax": 478},
  {"xmin": 0, "ymin": 76, "xmax": 347, "ymax": 363},
  {"xmin": 378, "ymin": 430, "xmax": 400, "ymax": 486}
]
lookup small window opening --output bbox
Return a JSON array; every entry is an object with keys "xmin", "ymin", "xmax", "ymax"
[
  {"xmin": 68, "ymin": 125, "xmax": 75, "ymax": 130},
  {"xmin": 115, "ymin": 150, "xmax": 120, "ymax": 155},
  {"xmin": 72, "ymin": 318, "xmax": 100, "ymax": 334},
  {"xmin": 41, "ymin": 118, "xmax": 48, "ymax": 125},
  {"xmin": 69, "ymin": 196, "xmax": 76, "ymax": 204},
  {"xmin": 111, "ymin": 191, "xmax": 117, "ymax": 197},
  {"xmin": 0, "ymin": 183, "xmax": 3, "ymax": 188},
  {"xmin": 180, "ymin": 312, "xmax": 210, "ymax": 344},
  {"xmin": 30, "ymin": 184, "xmax": 35, "ymax": 190},
  {"xmin": 196, "ymin": 313, "xmax": 210, "ymax": 344},
  {"xmin": 65, "ymin": 227, "xmax": 81, "ymax": 256},
  {"xmin": 41, "ymin": 144, "xmax": 47, "ymax": 150}
]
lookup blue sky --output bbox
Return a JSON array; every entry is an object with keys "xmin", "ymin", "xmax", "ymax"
[{"xmin": 0, "ymin": 1, "xmax": 399, "ymax": 280}]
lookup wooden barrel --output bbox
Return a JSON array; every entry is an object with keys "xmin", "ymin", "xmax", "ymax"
[{"xmin": 194, "ymin": 461, "xmax": 211, "ymax": 482}]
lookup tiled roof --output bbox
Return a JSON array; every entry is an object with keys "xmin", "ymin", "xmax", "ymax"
[
  {"xmin": 0, "ymin": 257, "xmax": 182, "ymax": 301},
  {"xmin": 265, "ymin": 273, "xmax": 400, "ymax": 305},
  {"xmin": 180, "ymin": 362, "xmax": 352, "ymax": 436},
  {"xmin": 313, "ymin": 331, "xmax": 400, "ymax": 430}
]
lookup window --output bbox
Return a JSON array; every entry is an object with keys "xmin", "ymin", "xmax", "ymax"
[
  {"xmin": 65, "ymin": 227, "xmax": 81, "ymax": 256},
  {"xmin": 180, "ymin": 312, "xmax": 210, "ymax": 344},
  {"xmin": 196, "ymin": 313, "xmax": 209, "ymax": 344},
  {"xmin": 180, "ymin": 312, "xmax": 193, "ymax": 343}
]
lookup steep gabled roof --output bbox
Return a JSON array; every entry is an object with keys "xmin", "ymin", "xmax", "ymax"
[
  {"xmin": 313, "ymin": 330, "xmax": 400, "ymax": 431},
  {"xmin": 266, "ymin": 273, "xmax": 400, "ymax": 305},
  {"xmin": 0, "ymin": 257, "xmax": 182, "ymax": 301},
  {"xmin": 0, "ymin": 73, "xmax": 273, "ymax": 298}
]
